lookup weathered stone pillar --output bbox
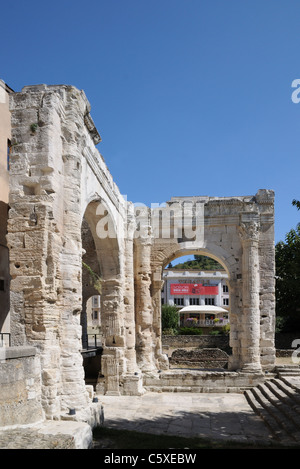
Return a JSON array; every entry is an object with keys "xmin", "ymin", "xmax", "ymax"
[
  {"xmin": 239, "ymin": 221, "xmax": 262, "ymax": 372},
  {"xmin": 59, "ymin": 152, "xmax": 90, "ymax": 416},
  {"xmin": 101, "ymin": 352, "xmax": 120, "ymax": 395},
  {"xmin": 134, "ymin": 223, "xmax": 156, "ymax": 372},
  {"xmin": 123, "ymin": 205, "xmax": 139, "ymax": 374},
  {"xmin": 99, "ymin": 277, "xmax": 125, "ymax": 395},
  {"xmin": 151, "ymin": 269, "xmax": 169, "ymax": 370},
  {"xmin": 7, "ymin": 87, "xmax": 65, "ymax": 418},
  {"xmin": 8, "ymin": 85, "xmax": 100, "ymax": 419},
  {"xmin": 227, "ymin": 277, "xmax": 241, "ymax": 371}
]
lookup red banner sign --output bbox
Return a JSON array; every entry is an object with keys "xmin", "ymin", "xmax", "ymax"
[{"xmin": 170, "ymin": 284, "xmax": 218, "ymax": 296}]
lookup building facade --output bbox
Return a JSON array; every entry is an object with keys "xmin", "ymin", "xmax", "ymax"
[
  {"xmin": 162, "ymin": 268, "xmax": 229, "ymax": 326},
  {"xmin": 86, "ymin": 295, "xmax": 101, "ymax": 327}
]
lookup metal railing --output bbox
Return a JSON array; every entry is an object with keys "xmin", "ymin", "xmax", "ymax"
[
  {"xmin": 180, "ymin": 319, "xmax": 229, "ymax": 328},
  {"xmin": 85, "ymin": 334, "xmax": 102, "ymax": 350},
  {"xmin": 0, "ymin": 333, "xmax": 11, "ymax": 347}
]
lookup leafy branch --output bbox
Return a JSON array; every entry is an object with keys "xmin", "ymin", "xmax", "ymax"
[
  {"xmin": 82, "ymin": 261, "xmax": 102, "ymax": 294},
  {"xmin": 292, "ymin": 199, "xmax": 300, "ymax": 211}
]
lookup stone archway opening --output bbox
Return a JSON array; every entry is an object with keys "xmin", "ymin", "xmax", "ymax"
[
  {"xmin": 160, "ymin": 250, "xmax": 232, "ymax": 371},
  {"xmin": 81, "ymin": 217, "xmax": 102, "ymax": 349},
  {"xmin": 81, "ymin": 199, "xmax": 131, "ymax": 395},
  {"xmin": 81, "ymin": 217, "xmax": 103, "ymax": 389}
]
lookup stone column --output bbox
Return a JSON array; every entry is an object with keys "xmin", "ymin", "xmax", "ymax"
[
  {"xmin": 151, "ymin": 269, "xmax": 169, "ymax": 370},
  {"xmin": 239, "ymin": 221, "xmax": 262, "ymax": 372},
  {"xmin": 227, "ymin": 277, "xmax": 241, "ymax": 370},
  {"xmin": 123, "ymin": 206, "xmax": 139, "ymax": 374},
  {"xmin": 59, "ymin": 152, "xmax": 91, "ymax": 415},
  {"xmin": 99, "ymin": 277, "xmax": 125, "ymax": 395},
  {"xmin": 122, "ymin": 232, "xmax": 145, "ymax": 394},
  {"xmin": 134, "ymin": 224, "xmax": 156, "ymax": 372}
]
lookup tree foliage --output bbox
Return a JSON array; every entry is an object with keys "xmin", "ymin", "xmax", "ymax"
[
  {"xmin": 275, "ymin": 200, "xmax": 300, "ymax": 330},
  {"xmin": 292, "ymin": 199, "xmax": 300, "ymax": 211},
  {"xmin": 82, "ymin": 261, "xmax": 102, "ymax": 294},
  {"xmin": 170, "ymin": 255, "xmax": 223, "ymax": 271},
  {"xmin": 161, "ymin": 304, "xmax": 179, "ymax": 331}
]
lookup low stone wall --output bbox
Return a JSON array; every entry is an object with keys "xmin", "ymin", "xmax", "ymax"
[
  {"xmin": 0, "ymin": 347, "xmax": 44, "ymax": 427},
  {"xmin": 276, "ymin": 349, "xmax": 294, "ymax": 357},
  {"xmin": 143, "ymin": 369, "xmax": 265, "ymax": 393},
  {"xmin": 162, "ymin": 335, "xmax": 231, "ymax": 354}
]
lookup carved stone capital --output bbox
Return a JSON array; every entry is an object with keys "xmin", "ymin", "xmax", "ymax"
[
  {"xmin": 238, "ymin": 221, "xmax": 260, "ymax": 242},
  {"xmin": 134, "ymin": 229, "xmax": 153, "ymax": 246}
]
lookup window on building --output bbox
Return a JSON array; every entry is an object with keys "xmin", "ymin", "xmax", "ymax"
[
  {"xmin": 223, "ymin": 285, "xmax": 229, "ymax": 293},
  {"xmin": 174, "ymin": 298, "xmax": 184, "ymax": 306},
  {"xmin": 189, "ymin": 298, "xmax": 200, "ymax": 305},
  {"xmin": 205, "ymin": 298, "xmax": 215, "ymax": 305},
  {"xmin": 92, "ymin": 310, "xmax": 98, "ymax": 320},
  {"xmin": 0, "ymin": 279, "xmax": 4, "ymax": 291},
  {"xmin": 93, "ymin": 296, "xmax": 99, "ymax": 307},
  {"xmin": 223, "ymin": 298, "xmax": 229, "ymax": 306}
]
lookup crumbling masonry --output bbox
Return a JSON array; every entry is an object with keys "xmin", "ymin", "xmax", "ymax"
[{"xmin": 4, "ymin": 84, "xmax": 275, "ymax": 423}]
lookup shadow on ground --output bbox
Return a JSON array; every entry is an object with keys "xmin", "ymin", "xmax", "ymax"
[{"xmin": 92, "ymin": 404, "xmax": 299, "ymax": 449}]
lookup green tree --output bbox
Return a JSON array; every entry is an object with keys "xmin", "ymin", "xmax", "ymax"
[
  {"xmin": 193, "ymin": 255, "xmax": 223, "ymax": 270},
  {"xmin": 292, "ymin": 199, "xmax": 300, "ymax": 210},
  {"xmin": 82, "ymin": 261, "xmax": 102, "ymax": 294},
  {"xmin": 161, "ymin": 304, "xmax": 179, "ymax": 332},
  {"xmin": 275, "ymin": 201, "xmax": 300, "ymax": 331},
  {"xmin": 172, "ymin": 255, "xmax": 223, "ymax": 270}
]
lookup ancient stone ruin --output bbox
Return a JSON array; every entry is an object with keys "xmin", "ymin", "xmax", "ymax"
[
  {"xmin": 169, "ymin": 348, "xmax": 229, "ymax": 369},
  {"xmin": 1, "ymin": 84, "xmax": 276, "ymax": 428}
]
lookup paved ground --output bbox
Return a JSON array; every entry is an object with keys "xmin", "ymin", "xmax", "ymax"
[
  {"xmin": 0, "ymin": 391, "xmax": 275, "ymax": 449},
  {"xmin": 99, "ymin": 392, "xmax": 274, "ymax": 445}
]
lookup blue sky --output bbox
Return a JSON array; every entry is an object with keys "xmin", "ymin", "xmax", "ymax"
[{"xmin": 2, "ymin": 0, "xmax": 300, "ymax": 251}]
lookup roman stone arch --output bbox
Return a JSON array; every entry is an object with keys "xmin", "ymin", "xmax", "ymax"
[
  {"xmin": 150, "ymin": 242, "xmax": 237, "ymax": 370},
  {"xmin": 142, "ymin": 192, "xmax": 276, "ymax": 373},
  {"xmin": 4, "ymin": 83, "xmax": 276, "ymax": 426},
  {"xmin": 82, "ymin": 198, "xmax": 128, "ymax": 395},
  {"xmin": 81, "ymin": 215, "xmax": 102, "ymax": 350},
  {"xmin": 6, "ymin": 85, "xmax": 141, "ymax": 419}
]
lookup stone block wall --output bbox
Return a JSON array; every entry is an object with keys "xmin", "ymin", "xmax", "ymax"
[
  {"xmin": 169, "ymin": 348, "xmax": 229, "ymax": 368},
  {"xmin": 0, "ymin": 347, "xmax": 44, "ymax": 427},
  {"xmin": 162, "ymin": 334, "xmax": 231, "ymax": 353}
]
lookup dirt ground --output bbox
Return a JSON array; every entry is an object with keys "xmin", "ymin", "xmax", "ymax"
[{"xmin": 275, "ymin": 356, "xmax": 296, "ymax": 365}]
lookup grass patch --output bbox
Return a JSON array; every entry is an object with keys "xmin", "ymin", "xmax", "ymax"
[{"xmin": 92, "ymin": 426, "xmax": 291, "ymax": 450}]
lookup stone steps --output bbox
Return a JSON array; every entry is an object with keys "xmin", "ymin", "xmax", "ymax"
[
  {"xmin": 245, "ymin": 368, "xmax": 300, "ymax": 445},
  {"xmin": 275, "ymin": 365, "xmax": 300, "ymax": 377}
]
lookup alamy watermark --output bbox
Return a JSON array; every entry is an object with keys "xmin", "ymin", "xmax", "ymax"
[
  {"xmin": 95, "ymin": 198, "xmax": 205, "ymax": 244},
  {"xmin": 292, "ymin": 339, "xmax": 300, "ymax": 364},
  {"xmin": 291, "ymin": 79, "xmax": 300, "ymax": 103}
]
